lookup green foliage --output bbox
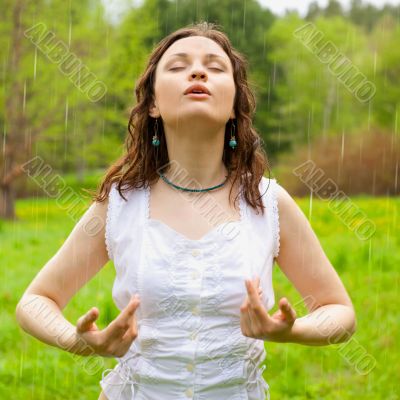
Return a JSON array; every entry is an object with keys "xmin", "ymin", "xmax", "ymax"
[
  {"xmin": 265, "ymin": 13, "xmax": 375, "ymax": 148},
  {"xmin": 1, "ymin": 194, "xmax": 399, "ymax": 398},
  {"xmin": 369, "ymin": 16, "xmax": 400, "ymax": 132},
  {"xmin": 2, "ymin": 0, "xmax": 400, "ymax": 193}
]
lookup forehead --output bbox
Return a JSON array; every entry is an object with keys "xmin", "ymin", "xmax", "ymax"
[{"xmin": 160, "ymin": 36, "xmax": 230, "ymax": 63}]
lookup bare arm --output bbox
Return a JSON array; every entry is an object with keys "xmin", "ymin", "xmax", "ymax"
[
  {"xmin": 274, "ymin": 183, "xmax": 357, "ymax": 345},
  {"xmin": 240, "ymin": 182, "xmax": 357, "ymax": 346},
  {"xmin": 15, "ymin": 197, "xmax": 141, "ymax": 357},
  {"xmin": 15, "ymin": 198, "xmax": 109, "ymax": 353}
]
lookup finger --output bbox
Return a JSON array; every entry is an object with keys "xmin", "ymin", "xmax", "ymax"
[
  {"xmin": 279, "ymin": 298, "xmax": 296, "ymax": 322},
  {"xmin": 241, "ymin": 277, "xmax": 263, "ymax": 312},
  {"xmin": 120, "ymin": 295, "xmax": 140, "ymax": 327},
  {"xmin": 121, "ymin": 294, "xmax": 140, "ymax": 321},
  {"xmin": 254, "ymin": 277, "xmax": 262, "ymax": 299},
  {"xmin": 241, "ymin": 288, "xmax": 267, "ymax": 338},
  {"xmin": 240, "ymin": 299, "xmax": 253, "ymax": 336},
  {"xmin": 245, "ymin": 279, "xmax": 269, "ymax": 322},
  {"xmin": 107, "ymin": 295, "xmax": 140, "ymax": 337},
  {"xmin": 122, "ymin": 313, "xmax": 138, "ymax": 341},
  {"xmin": 76, "ymin": 307, "xmax": 98, "ymax": 333},
  {"xmin": 253, "ymin": 276, "xmax": 260, "ymax": 288},
  {"xmin": 245, "ymin": 279, "xmax": 262, "ymax": 308},
  {"xmin": 240, "ymin": 295, "xmax": 249, "ymax": 312}
]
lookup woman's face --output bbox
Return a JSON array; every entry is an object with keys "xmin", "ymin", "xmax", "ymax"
[{"xmin": 150, "ymin": 36, "xmax": 236, "ymax": 127}]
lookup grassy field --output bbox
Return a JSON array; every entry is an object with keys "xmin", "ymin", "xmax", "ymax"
[{"xmin": 0, "ymin": 188, "xmax": 399, "ymax": 399}]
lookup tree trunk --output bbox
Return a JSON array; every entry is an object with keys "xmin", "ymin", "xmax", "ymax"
[
  {"xmin": 0, "ymin": 185, "xmax": 17, "ymax": 220},
  {"xmin": 77, "ymin": 157, "xmax": 86, "ymax": 183}
]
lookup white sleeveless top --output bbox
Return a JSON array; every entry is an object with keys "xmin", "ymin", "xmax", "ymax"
[{"xmin": 100, "ymin": 176, "xmax": 281, "ymax": 400}]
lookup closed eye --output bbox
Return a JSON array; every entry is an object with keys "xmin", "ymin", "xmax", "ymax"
[
  {"xmin": 169, "ymin": 67, "xmax": 224, "ymax": 72},
  {"xmin": 210, "ymin": 67, "xmax": 224, "ymax": 72}
]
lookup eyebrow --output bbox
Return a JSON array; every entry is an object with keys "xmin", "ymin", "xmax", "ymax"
[{"xmin": 166, "ymin": 52, "xmax": 229, "ymax": 67}]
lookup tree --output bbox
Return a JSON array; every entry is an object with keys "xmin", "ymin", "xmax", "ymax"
[
  {"xmin": 369, "ymin": 14, "xmax": 400, "ymax": 132},
  {"xmin": 0, "ymin": 0, "xmax": 111, "ymax": 219},
  {"xmin": 264, "ymin": 14, "xmax": 374, "ymax": 150}
]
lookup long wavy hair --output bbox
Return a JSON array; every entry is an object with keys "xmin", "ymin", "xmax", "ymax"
[{"xmin": 90, "ymin": 21, "xmax": 272, "ymax": 215}]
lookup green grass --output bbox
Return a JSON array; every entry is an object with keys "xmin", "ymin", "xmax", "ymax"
[{"xmin": 0, "ymin": 193, "xmax": 399, "ymax": 399}]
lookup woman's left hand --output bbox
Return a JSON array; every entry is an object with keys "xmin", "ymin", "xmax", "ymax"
[{"xmin": 240, "ymin": 276, "xmax": 297, "ymax": 342}]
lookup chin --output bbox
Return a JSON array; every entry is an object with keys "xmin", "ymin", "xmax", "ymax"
[{"xmin": 174, "ymin": 110, "xmax": 217, "ymax": 123}]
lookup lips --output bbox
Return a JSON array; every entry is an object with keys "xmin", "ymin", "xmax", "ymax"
[{"xmin": 184, "ymin": 84, "xmax": 211, "ymax": 95}]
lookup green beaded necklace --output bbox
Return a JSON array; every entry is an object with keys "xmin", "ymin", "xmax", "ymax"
[{"xmin": 158, "ymin": 171, "xmax": 230, "ymax": 192}]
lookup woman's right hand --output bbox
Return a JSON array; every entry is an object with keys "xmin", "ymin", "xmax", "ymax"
[{"xmin": 75, "ymin": 294, "xmax": 141, "ymax": 358}]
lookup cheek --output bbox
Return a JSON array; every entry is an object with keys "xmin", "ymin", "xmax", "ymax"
[
  {"xmin": 215, "ymin": 77, "xmax": 235, "ymax": 100},
  {"xmin": 154, "ymin": 79, "xmax": 181, "ymax": 108},
  {"xmin": 215, "ymin": 82, "xmax": 236, "ymax": 109}
]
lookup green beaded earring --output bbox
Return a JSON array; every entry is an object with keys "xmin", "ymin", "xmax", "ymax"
[
  {"xmin": 229, "ymin": 120, "xmax": 237, "ymax": 149},
  {"xmin": 152, "ymin": 118, "xmax": 160, "ymax": 147}
]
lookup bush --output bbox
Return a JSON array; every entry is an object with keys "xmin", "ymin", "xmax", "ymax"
[
  {"xmin": 14, "ymin": 169, "xmax": 105, "ymax": 199},
  {"xmin": 274, "ymin": 128, "xmax": 400, "ymax": 197}
]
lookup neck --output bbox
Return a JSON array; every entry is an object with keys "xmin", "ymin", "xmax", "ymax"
[{"xmin": 161, "ymin": 121, "xmax": 230, "ymax": 189}]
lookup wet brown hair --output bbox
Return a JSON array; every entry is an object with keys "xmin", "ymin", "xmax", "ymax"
[{"xmin": 90, "ymin": 21, "xmax": 272, "ymax": 215}]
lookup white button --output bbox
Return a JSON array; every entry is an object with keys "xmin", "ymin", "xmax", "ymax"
[
  {"xmin": 191, "ymin": 249, "xmax": 200, "ymax": 257},
  {"xmin": 189, "ymin": 331, "xmax": 197, "ymax": 340},
  {"xmin": 191, "ymin": 305, "xmax": 200, "ymax": 315},
  {"xmin": 186, "ymin": 362, "xmax": 194, "ymax": 372},
  {"xmin": 185, "ymin": 388, "xmax": 193, "ymax": 398},
  {"xmin": 191, "ymin": 271, "xmax": 199, "ymax": 279}
]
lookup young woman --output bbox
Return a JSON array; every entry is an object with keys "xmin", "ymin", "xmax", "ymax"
[{"xmin": 16, "ymin": 22, "xmax": 356, "ymax": 400}]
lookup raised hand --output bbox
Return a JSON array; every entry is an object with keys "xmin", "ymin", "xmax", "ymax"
[
  {"xmin": 75, "ymin": 293, "xmax": 140, "ymax": 357},
  {"xmin": 240, "ymin": 277, "xmax": 297, "ymax": 342}
]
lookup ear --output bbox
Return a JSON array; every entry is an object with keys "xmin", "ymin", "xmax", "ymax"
[
  {"xmin": 149, "ymin": 96, "xmax": 161, "ymax": 118},
  {"xmin": 230, "ymin": 109, "xmax": 236, "ymax": 119}
]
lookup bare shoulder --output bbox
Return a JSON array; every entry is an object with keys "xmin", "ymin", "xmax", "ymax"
[
  {"xmin": 273, "ymin": 180, "xmax": 354, "ymax": 311},
  {"xmin": 274, "ymin": 181, "xmax": 311, "ymax": 245},
  {"xmin": 274, "ymin": 180, "xmax": 319, "ymax": 259}
]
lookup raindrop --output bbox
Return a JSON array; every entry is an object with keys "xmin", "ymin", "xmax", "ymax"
[
  {"xmin": 23, "ymin": 79, "xmax": 27, "ymax": 115},
  {"xmin": 243, "ymin": 0, "xmax": 246, "ymax": 33},
  {"xmin": 64, "ymin": 98, "xmax": 69, "ymax": 132},
  {"xmin": 33, "ymin": 46, "xmax": 38, "ymax": 80},
  {"xmin": 373, "ymin": 50, "xmax": 377, "ymax": 80},
  {"xmin": 341, "ymin": 129, "xmax": 345, "ymax": 163},
  {"xmin": 372, "ymin": 168, "xmax": 376, "ymax": 195},
  {"xmin": 68, "ymin": 1, "xmax": 72, "ymax": 47},
  {"xmin": 2, "ymin": 125, "xmax": 6, "ymax": 158},
  {"xmin": 367, "ymin": 97, "xmax": 372, "ymax": 131}
]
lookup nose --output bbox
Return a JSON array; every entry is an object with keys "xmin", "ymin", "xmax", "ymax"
[
  {"xmin": 189, "ymin": 61, "xmax": 208, "ymax": 80},
  {"xmin": 190, "ymin": 70, "xmax": 207, "ymax": 80}
]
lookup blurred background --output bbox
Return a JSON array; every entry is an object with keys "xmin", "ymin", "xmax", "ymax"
[{"xmin": 1, "ymin": 0, "xmax": 399, "ymax": 399}]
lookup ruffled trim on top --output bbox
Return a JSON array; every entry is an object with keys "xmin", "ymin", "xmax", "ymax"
[
  {"xmin": 238, "ymin": 180, "xmax": 247, "ymax": 222},
  {"xmin": 105, "ymin": 183, "xmax": 115, "ymax": 261},
  {"xmin": 271, "ymin": 179, "xmax": 281, "ymax": 260},
  {"xmin": 105, "ymin": 182, "xmax": 126, "ymax": 262},
  {"xmin": 144, "ymin": 183, "xmax": 150, "ymax": 220}
]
